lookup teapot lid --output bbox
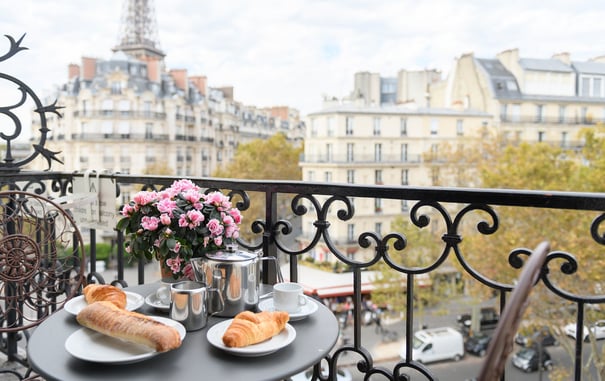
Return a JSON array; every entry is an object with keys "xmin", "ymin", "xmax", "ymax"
[{"xmin": 204, "ymin": 244, "xmax": 260, "ymax": 262}]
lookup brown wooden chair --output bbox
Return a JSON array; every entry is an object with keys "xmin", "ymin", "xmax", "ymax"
[
  {"xmin": 0, "ymin": 191, "xmax": 86, "ymax": 380},
  {"xmin": 476, "ymin": 241, "xmax": 550, "ymax": 381}
]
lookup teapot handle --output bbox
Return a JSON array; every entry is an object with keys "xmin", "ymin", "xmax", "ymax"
[{"xmin": 260, "ymin": 255, "xmax": 284, "ymax": 284}]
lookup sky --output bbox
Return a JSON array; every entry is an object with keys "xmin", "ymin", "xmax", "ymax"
[{"xmin": 2, "ymin": 0, "xmax": 605, "ymax": 138}]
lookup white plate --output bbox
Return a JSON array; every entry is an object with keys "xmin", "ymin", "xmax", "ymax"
[
  {"xmin": 207, "ymin": 319, "xmax": 296, "ymax": 357},
  {"xmin": 65, "ymin": 316, "xmax": 186, "ymax": 364},
  {"xmin": 257, "ymin": 296, "xmax": 319, "ymax": 321},
  {"xmin": 64, "ymin": 292, "xmax": 145, "ymax": 315},
  {"xmin": 145, "ymin": 292, "xmax": 170, "ymax": 311}
]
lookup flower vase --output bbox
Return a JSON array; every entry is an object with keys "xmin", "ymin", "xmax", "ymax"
[{"xmin": 160, "ymin": 262, "xmax": 182, "ymax": 283}]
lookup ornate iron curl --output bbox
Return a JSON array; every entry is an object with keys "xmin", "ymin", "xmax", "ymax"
[
  {"xmin": 0, "ymin": 34, "xmax": 64, "ymax": 171},
  {"xmin": 540, "ymin": 250, "xmax": 605, "ymax": 304},
  {"xmin": 590, "ymin": 212, "xmax": 605, "ymax": 244},
  {"xmin": 281, "ymin": 194, "xmax": 354, "ymax": 258},
  {"xmin": 393, "ymin": 360, "xmax": 437, "ymax": 381}
]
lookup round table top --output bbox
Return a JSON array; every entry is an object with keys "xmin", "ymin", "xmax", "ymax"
[{"xmin": 27, "ymin": 282, "xmax": 339, "ymax": 381}]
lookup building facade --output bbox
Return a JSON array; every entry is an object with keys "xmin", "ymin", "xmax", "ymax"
[
  {"xmin": 29, "ymin": 0, "xmax": 304, "ymax": 206},
  {"xmin": 300, "ymin": 49, "xmax": 605, "ymax": 263}
]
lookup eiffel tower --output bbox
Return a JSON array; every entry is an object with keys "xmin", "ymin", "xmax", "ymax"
[{"xmin": 112, "ymin": 0, "xmax": 165, "ymax": 60}]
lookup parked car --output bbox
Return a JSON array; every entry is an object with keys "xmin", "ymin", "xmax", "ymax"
[
  {"xmin": 288, "ymin": 366, "xmax": 352, "ymax": 381},
  {"xmin": 399, "ymin": 327, "xmax": 464, "ymax": 363},
  {"xmin": 512, "ymin": 347, "xmax": 553, "ymax": 372},
  {"xmin": 564, "ymin": 320, "xmax": 605, "ymax": 341},
  {"xmin": 515, "ymin": 326, "xmax": 558, "ymax": 347},
  {"xmin": 465, "ymin": 332, "xmax": 491, "ymax": 357},
  {"xmin": 457, "ymin": 307, "xmax": 499, "ymax": 332}
]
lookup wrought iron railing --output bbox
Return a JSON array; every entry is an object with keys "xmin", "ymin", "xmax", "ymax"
[
  {"xmin": 1, "ymin": 172, "xmax": 605, "ymax": 380},
  {"xmin": 2, "ymin": 33, "xmax": 605, "ymax": 380}
]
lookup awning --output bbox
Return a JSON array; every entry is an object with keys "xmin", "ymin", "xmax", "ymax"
[{"xmin": 281, "ymin": 264, "xmax": 429, "ymax": 299}]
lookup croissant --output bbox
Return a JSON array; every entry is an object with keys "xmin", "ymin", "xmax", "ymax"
[
  {"xmin": 222, "ymin": 310, "xmax": 289, "ymax": 348},
  {"xmin": 77, "ymin": 301, "xmax": 182, "ymax": 352},
  {"xmin": 83, "ymin": 284, "xmax": 127, "ymax": 309}
]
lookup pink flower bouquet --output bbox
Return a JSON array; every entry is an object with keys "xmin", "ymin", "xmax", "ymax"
[{"xmin": 117, "ymin": 179, "xmax": 242, "ymax": 279}]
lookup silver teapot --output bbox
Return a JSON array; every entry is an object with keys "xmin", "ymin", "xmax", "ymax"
[{"xmin": 190, "ymin": 244, "xmax": 281, "ymax": 317}]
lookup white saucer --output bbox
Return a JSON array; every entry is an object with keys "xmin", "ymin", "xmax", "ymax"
[
  {"xmin": 145, "ymin": 292, "xmax": 170, "ymax": 311},
  {"xmin": 257, "ymin": 296, "xmax": 318, "ymax": 321}
]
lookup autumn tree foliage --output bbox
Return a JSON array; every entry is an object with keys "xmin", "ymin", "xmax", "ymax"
[{"xmin": 212, "ymin": 133, "xmax": 303, "ymax": 241}]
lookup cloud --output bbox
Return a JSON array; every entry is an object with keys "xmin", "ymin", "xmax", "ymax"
[{"xmin": 2, "ymin": 0, "xmax": 605, "ymax": 132}]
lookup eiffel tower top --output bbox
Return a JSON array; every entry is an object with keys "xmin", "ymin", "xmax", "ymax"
[{"xmin": 113, "ymin": 0, "xmax": 166, "ymax": 60}]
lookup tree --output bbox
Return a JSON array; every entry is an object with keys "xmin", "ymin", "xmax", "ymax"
[
  {"xmin": 213, "ymin": 133, "xmax": 303, "ymax": 241},
  {"xmin": 371, "ymin": 218, "xmax": 443, "ymax": 329}
]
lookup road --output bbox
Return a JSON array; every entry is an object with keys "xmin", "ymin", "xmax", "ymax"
[{"xmin": 330, "ymin": 299, "xmax": 605, "ymax": 381}]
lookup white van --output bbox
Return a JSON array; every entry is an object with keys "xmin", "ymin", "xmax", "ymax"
[{"xmin": 399, "ymin": 327, "xmax": 464, "ymax": 363}]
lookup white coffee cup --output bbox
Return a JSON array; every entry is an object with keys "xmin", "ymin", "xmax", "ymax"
[{"xmin": 273, "ymin": 282, "xmax": 307, "ymax": 313}]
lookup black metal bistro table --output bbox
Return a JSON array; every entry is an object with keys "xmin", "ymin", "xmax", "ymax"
[{"xmin": 27, "ymin": 282, "xmax": 339, "ymax": 381}]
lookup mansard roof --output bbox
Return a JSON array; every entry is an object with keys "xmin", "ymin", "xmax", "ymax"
[
  {"xmin": 475, "ymin": 58, "xmax": 522, "ymax": 99},
  {"xmin": 519, "ymin": 58, "xmax": 574, "ymax": 73},
  {"xmin": 572, "ymin": 61, "xmax": 605, "ymax": 75}
]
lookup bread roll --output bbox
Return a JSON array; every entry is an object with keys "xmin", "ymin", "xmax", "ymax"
[
  {"xmin": 222, "ymin": 310, "xmax": 289, "ymax": 348},
  {"xmin": 83, "ymin": 284, "xmax": 127, "ymax": 309},
  {"xmin": 77, "ymin": 301, "xmax": 182, "ymax": 352}
]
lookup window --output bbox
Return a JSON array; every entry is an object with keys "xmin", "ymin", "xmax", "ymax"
[
  {"xmin": 401, "ymin": 200, "xmax": 409, "ymax": 212},
  {"xmin": 307, "ymin": 171, "xmax": 314, "ymax": 181},
  {"xmin": 430, "ymin": 119, "xmax": 439, "ymax": 135},
  {"xmin": 118, "ymin": 121, "xmax": 130, "ymax": 138},
  {"xmin": 325, "ymin": 143, "xmax": 333, "ymax": 162},
  {"xmin": 594, "ymin": 78, "xmax": 602, "ymax": 97},
  {"xmin": 559, "ymin": 106, "xmax": 566, "ymax": 123},
  {"xmin": 327, "ymin": 117, "xmax": 334, "ymax": 136},
  {"xmin": 375, "ymin": 170, "xmax": 383, "ymax": 184},
  {"xmin": 511, "ymin": 104, "xmax": 520, "ymax": 122},
  {"xmin": 374, "ymin": 198, "xmax": 382, "ymax": 213},
  {"xmin": 82, "ymin": 100, "xmax": 88, "ymax": 113},
  {"xmin": 111, "ymin": 81, "xmax": 122, "ymax": 95},
  {"xmin": 456, "ymin": 119, "xmax": 463, "ymax": 136},
  {"xmin": 310, "ymin": 119, "xmax": 318, "ymax": 137},
  {"xmin": 500, "ymin": 104, "xmax": 508, "ymax": 120},
  {"xmin": 374, "ymin": 143, "xmax": 382, "ymax": 162},
  {"xmin": 347, "ymin": 170, "xmax": 355, "ymax": 184},
  {"xmin": 373, "ymin": 117, "xmax": 381, "ymax": 136},
  {"xmin": 119, "ymin": 100, "xmax": 131, "ymax": 115},
  {"xmin": 538, "ymin": 131, "xmax": 545, "ymax": 142},
  {"xmin": 102, "ymin": 121, "xmax": 112, "ymax": 137},
  {"xmin": 346, "ymin": 143, "xmax": 354, "ymax": 162},
  {"xmin": 581, "ymin": 107, "xmax": 588, "ymax": 123},
  {"xmin": 101, "ymin": 99, "xmax": 113, "ymax": 115},
  {"xmin": 347, "ymin": 224, "xmax": 355, "ymax": 242},
  {"xmin": 536, "ymin": 104, "xmax": 544, "ymax": 122},
  {"xmin": 400, "ymin": 118, "xmax": 408, "ymax": 136},
  {"xmin": 580, "ymin": 75, "xmax": 605, "ymax": 97},
  {"xmin": 145, "ymin": 123, "xmax": 153, "ymax": 139},
  {"xmin": 375, "ymin": 222, "xmax": 382, "ymax": 236},
  {"xmin": 401, "ymin": 169, "xmax": 409, "ymax": 185},
  {"xmin": 143, "ymin": 101, "xmax": 152, "ymax": 117},
  {"xmin": 561, "ymin": 131, "xmax": 568, "ymax": 148},
  {"xmin": 401, "ymin": 143, "xmax": 408, "ymax": 162},
  {"xmin": 324, "ymin": 171, "xmax": 332, "ymax": 182},
  {"xmin": 345, "ymin": 117, "xmax": 354, "ymax": 135}
]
